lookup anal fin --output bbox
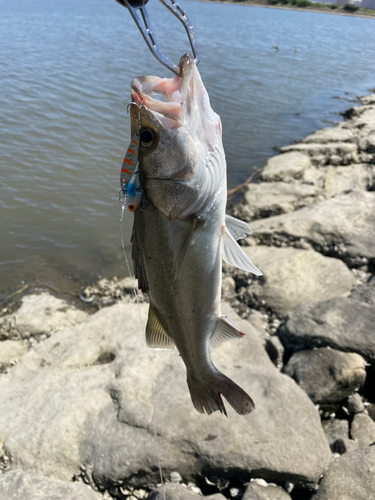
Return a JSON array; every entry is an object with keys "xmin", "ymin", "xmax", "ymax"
[
  {"xmin": 146, "ymin": 304, "xmax": 175, "ymax": 350},
  {"xmin": 211, "ymin": 315, "xmax": 245, "ymax": 348},
  {"xmin": 223, "ymin": 226, "xmax": 263, "ymax": 276},
  {"xmin": 225, "ymin": 214, "xmax": 252, "ymax": 240}
]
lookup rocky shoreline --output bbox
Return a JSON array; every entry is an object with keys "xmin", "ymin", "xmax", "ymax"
[{"xmin": 0, "ymin": 91, "xmax": 375, "ymax": 499}]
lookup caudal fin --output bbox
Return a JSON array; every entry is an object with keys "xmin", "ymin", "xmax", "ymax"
[{"xmin": 187, "ymin": 370, "xmax": 255, "ymax": 417}]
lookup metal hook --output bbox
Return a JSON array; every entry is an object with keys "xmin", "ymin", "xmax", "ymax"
[{"xmin": 115, "ymin": 0, "xmax": 199, "ymax": 76}]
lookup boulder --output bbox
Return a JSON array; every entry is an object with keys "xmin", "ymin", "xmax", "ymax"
[
  {"xmin": 0, "ymin": 340, "xmax": 28, "ymax": 369},
  {"xmin": 148, "ymin": 483, "xmax": 225, "ymax": 500},
  {"xmin": 260, "ymin": 152, "xmax": 312, "ymax": 182},
  {"xmin": 314, "ymin": 446, "xmax": 375, "ymax": 500},
  {"xmin": 239, "ymin": 246, "xmax": 355, "ymax": 317},
  {"xmin": 0, "ymin": 470, "xmax": 101, "ymax": 500},
  {"xmin": 0, "ymin": 292, "xmax": 87, "ymax": 341},
  {"xmin": 249, "ymin": 191, "xmax": 375, "ymax": 265},
  {"xmin": 351, "ymin": 414, "xmax": 375, "ymax": 447},
  {"xmin": 283, "ymin": 348, "xmax": 366, "ymax": 406},
  {"xmin": 234, "ymin": 182, "xmax": 321, "ymax": 222},
  {"xmin": 0, "ymin": 295, "xmax": 331, "ymax": 490},
  {"xmin": 243, "ymin": 479, "xmax": 291, "ymax": 500},
  {"xmin": 278, "ymin": 294, "xmax": 375, "ymax": 362}
]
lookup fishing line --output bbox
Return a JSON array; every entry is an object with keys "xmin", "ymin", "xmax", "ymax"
[{"xmin": 119, "ymin": 202, "xmax": 166, "ymax": 495}]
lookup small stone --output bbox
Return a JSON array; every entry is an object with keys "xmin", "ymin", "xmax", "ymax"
[
  {"xmin": 170, "ymin": 472, "xmax": 182, "ymax": 484},
  {"xmin": 351, "ymin": 413, "xmax": 375, "ymax": 447},
  {"xmin": 229, "ymin": 488, "xmax": 240, "ymax": 498},
  {"xmin": 265, "ymin": 336, "xmax": 284, "ymax": 368},
  {"xmin": 331, "ymin": 438, "xmax": 359, "ymax": 455},
  {"xmin": 366, "ymin": 403, "xmax": 375, "ymax": 422},
  {"xmin": 243, "ymin": 480, "xmax": 292, "ymax": 500},
  {"xmin": 346, "ymin": 393, "xmax": 365, "ymax": 415}
]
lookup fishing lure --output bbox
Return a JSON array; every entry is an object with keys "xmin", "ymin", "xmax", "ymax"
[{"xmin": 120, "ymin": 128, "xmax": 143, "ymax": 212}]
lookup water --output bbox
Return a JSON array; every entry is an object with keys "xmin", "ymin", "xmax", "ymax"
[{"xmin": 1, "ymin": 0, "xmax": 374, "ymax": 299}]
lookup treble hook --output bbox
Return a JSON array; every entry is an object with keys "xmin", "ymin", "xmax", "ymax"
[{"xmin": 115, "ymin": 0, "xmax": 199, "ymax": 76}]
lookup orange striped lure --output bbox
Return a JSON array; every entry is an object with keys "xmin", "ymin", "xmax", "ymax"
[{"xmin": 120, "ymin": 128, "xmax": 144, "ymax": 212}]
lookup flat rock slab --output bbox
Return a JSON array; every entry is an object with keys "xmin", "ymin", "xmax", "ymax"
[
  {"xmin": 241, "ymin": 246, "xmax": 355, "ymax": 317},
  {"xmin": 314, "ymin": 446, "xmax": 375, "ymax": 500},
  {"xmin": 283, "ymin": 348, "xmax": 366, "ymax": 406},
  {"xmin": 301, "ymin": 126, "xmax": 354, "ymax": 144},
  {"xmin": 0, "ymin": 292, "xmax": 87, "ymax": 340},
  {"xmin": 249, "ymin": 191, "xmax": 375, "ymax": 265},
  {"xmin": 0, "ymin": 296, "xmax": 331, "ymax": 490},
  {"xmin": 260, "ymin": 152, "xmax": 312, "ymax": 182},
  {"xmin": 323, "ymin": 165, "xmax": 373, "ymax": 197},
  {"xmin": 278, "ymin": 290, "xmax": 375, "ymax": 362},
  {"xmin": 0, "ymin": 470, "xmax": 101, "ymax": 500},
  {"xmin": 235, "ymin": 182, "xmax": 321, "ymax": 222}
]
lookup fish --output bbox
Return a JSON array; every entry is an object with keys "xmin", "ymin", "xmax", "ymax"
[{"xmin": 128, "ymin": 54, "xmax": 262, "ymax": 416}]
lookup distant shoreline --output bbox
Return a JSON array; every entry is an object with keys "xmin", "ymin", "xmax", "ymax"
[{"xmin": 192, "ymin": 0, "xmax": 375, "ymax": 19}]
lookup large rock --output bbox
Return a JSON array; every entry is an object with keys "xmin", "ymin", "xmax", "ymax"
[
  {"xmin": 234, "ymin": 182, "xmax": 321, "ymax": 222},
  {"xmin": 283, "ymin": 348, "xmax": 366, "ymax": 406},
  {"xmin": 0, "ymin": 470, "xmax": 101, "ymax": 500},
  {"xmin": 243, "ymin": 479, "xmax": 291, "ymax": 500},
  {"xmin": 249, "ymin": 191, "xmax": 375, "ymax": 265},
  {"xmin": 278, "ymin": 289, "xmax": 375, "ymax": 362},
  {"xmin": 323, "ymin": 165, "xmax": 373, "ymax": 197},
  {"xmin": 0, "ymin": 292, "xmax": 87, "ymax": 340},
  {"xmin": 351, "ymin": 414, "xmax": 375, "ymax": 447},
  {"xmin": 239, "ymin": 246, "xmax": 355, "ymax": 317},
  {"xmin": 314, "ymin": 446, "xmax": 375, "ymax": 500},
  {"xmin": 260, "ymin": 152, "xmax": 312, "ymax": 182},
  {"xmin": 0, "ymin": 295, "xmax": 331, "ymax": 490}
]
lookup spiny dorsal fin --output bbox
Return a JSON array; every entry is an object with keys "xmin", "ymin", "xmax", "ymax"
[
  {"xmin": 211, "ymin": 315, "xmax": 245, "ymax": 348},
  {"xmin": 222, "ymin": 226, "xmax": 263, "ymax": 276},
  {"xmin": 146, "ymin": 304, "xmax": 175, "ymax": 349},
  {"xmin": 225, "ymin": 214, "xmax": 252, "ymax": 240}
]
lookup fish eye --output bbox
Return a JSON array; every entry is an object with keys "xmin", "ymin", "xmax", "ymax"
[{"xmin": 140, "ymin": 128, "xmax": 156, "ymax": 148}]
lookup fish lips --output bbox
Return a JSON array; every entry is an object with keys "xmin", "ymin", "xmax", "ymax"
[{"xmin": 130, "ymin": 54, "xmax": 196, "ymax": 128}]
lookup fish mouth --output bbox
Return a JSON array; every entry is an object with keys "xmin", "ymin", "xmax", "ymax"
[{"xmin": 131, "ymin": 53, "xmax": 196, "ymax": 128}]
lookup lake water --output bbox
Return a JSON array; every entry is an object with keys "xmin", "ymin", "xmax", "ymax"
[{"xmin": 1, "ymin": 0, "xmax": 374, "ymax": 299}]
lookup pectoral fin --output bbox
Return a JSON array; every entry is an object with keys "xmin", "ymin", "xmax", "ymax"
[
  {"xmin": 146, "ymin": 304, "xmax": 175, "ymax": 349},
  {"xmin": 225, "ymin": 214, "xmax": 252, "ymax": 240},
  {"xmin": 222, "ymin": 226, "xmax": 263, "ymax": 276},
  {"xmin": 211, "ymin": 315, "xmax": 245, "ymax": 348}
]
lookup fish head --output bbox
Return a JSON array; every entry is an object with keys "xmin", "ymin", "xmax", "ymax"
[{"xmin": 130, "ymin": 54, "xmax": 226, "ymax": 220}]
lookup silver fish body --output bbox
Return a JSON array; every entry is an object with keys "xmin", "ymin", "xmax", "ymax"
[{"xmin": 130, "ymin": 54, "xmax": 261, "ymax": 416}]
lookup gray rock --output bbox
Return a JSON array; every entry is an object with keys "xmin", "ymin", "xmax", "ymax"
[
  {"xmin": 301, "ymin": 126, "xmax": 354, "ymax": 144},
  {"xmin": 279, "ymin": 295, "xmax": 375, "ymax": 362},
  {"xmin": 283, "ymin": 348, "xmax": 366, "ymax": 406},
  {"xmin": 149, "ymin": 484, "xmax": 225, "ymax": 500},
  {"xmin": 235, "ymin": 181, "xmax": 321, "ymax": 222},
  {"xmin": 243, "ymin": 480, "xmax": 291, "ymax": 500},
  {"xmin": 280, "ymin": 142, "xmax": 358, "ymax": 166},
  {"xmin": 346, "ymin": 393, "xmax": 365, "ymax": 415},
  {"xmin": 0, "ymin": 340, "xmax": 28, "ymax": 369},
  {"xmin": 351, "ymin": 413, "xmax": 375, "ymax": 447},
  {"xmin": 323, "ymin": 165, "xmax": 373, "ymax": 197},
  {"xmin": 265, "ymin": 336, "xmax": 284, "ymax": 369},
  {"xmin": 240, "ymin": 246, "xmax": 355, "ymax": 317},
  {"xmin": 249, "ymin": 191, "xmax": 375, "ymax": 265},
  {"xmin": 0, "ymin": 470, "xmax": 101, "ymax": 500},
  {"xmin": 0, "ymin": 295, "xmax": 331, "ymax": 490},
  {"xmin": 367, "ymin": 403, "xmax": 375, "ymax": 422},
  {"xmin": 322, "ymin": 419, "xmax": 349, "ymax": 446},
  {"xmin": 0, "ymin": 292, "xmax": 87, "ymax": 340},
  {"xmin": 260, "ymin": 152, "xmax": 312, "ymax": 182},
  {"xmin": 350, "ymin": 278, "xmax": 375, "ymax": 305},
  {"xmin": 359, "ymin": 94, "xmax": 375, "ymax": 106},
  {"xmin": 314, "ymin": 446, "xmax": 375, "ymax": 500}
]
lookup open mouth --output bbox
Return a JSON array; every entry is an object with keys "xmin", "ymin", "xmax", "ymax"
[{"xmin": 130, "ymin": 54, "xmax": 195, "ymax": 127}]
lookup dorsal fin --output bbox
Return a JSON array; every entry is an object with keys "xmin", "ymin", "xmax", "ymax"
[
  {"xmin": 211, "ymin": 315, "xmax": 245, "ymax": 348},
  {"xmin": 225, "ymin": 214, "xmax": 252, "ymax": 240},
  {"xmin": 222, "ymin": 226, "xmax": 263, "ymax": 276},
  {"xmin": 146, "ymin": 304, "xmax": 175, "ymax": 349}
]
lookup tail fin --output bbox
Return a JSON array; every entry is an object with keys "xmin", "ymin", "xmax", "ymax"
[{"xmin": 187, "ymin": 370, "xmax": 255, "ymax": 417}]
